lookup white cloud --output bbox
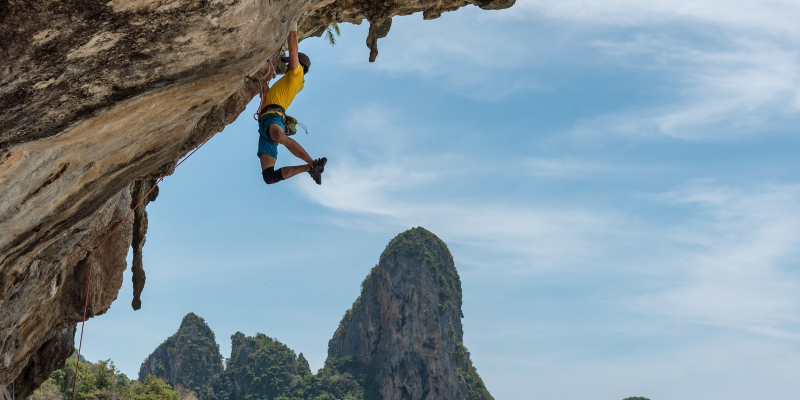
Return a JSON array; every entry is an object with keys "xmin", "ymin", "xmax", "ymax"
[
  {"xmin": 508, "ymin": 0, "xmax": 800, "ymax": 36},
  {"xmin": 296, "ymin": 155, "xmax": 620, "ymax": 273},
  {"xmin": 339, "ymin": 0, "xmax": 800, "ymax": 139},
  {"xmin": 572, "ymin": 36, "xmax": 800, "ymax": 140},
  {"xmin": 294, "ymin": 105, "xmax": 625, "ymax": 274},
  {"xmin": 519, "ymin": 157, "xmax": 663, "ymax": 178},
  {"xmin": 523, "ymin": 1, "xmax": 800, "ymax": 140},
  {"xmin": 297, "ymin": 105, "xmax": 800, "ymax": 340},
  {"xmin": 335, "ymin": 10, "xmax": 556, "ymax": 101},
  {"xmin": 643, "ymin": 182, "xmax": 800, "ymax": 339},
  {"xmin": 484, "ymin": 335, "xmax": 800, "ymax": 400}
]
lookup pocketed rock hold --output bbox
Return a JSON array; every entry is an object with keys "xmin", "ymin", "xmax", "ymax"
[
  {"xmin": 328, "ymin": 227, "xmax": 494, "ymax": 400},
  {"xmin": 0, "ymin": 0, "xmax": 514, "ymax": 395}
]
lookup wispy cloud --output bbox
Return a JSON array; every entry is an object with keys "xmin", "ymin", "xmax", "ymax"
[
  {"xmin": 509, "ymin": 0, "xmax": 800, "ymax": 36},
  {"xmin": 294, "ymin": 105, "xmax": 625, "ymax": 274},
  {"xmin": 522, "ymin": 0, "xmax": 800, "ymax": 140},
  {"xmin": 643, "ymin": 181, "xmax": 800, "ymax": 339},
  {"xmin": 573, "ymin": 35, "xmax": 800, "ymax": 140},
  {"xmin": 340, "ymin": 0, "xmax": 800, "ymax": 139},
  {"xmin": 295, "ymin": 104, "xmax": 800, "ymax": 340},
  {"xmin": 336, "ymin": 11, "xmax": 556, "ymax": 101},
  {"xmin": 487, "ymin": 335, "xmax": 800, "ymax": 400},
  {"xmin": 296, "ymin": 155, "xmax": 620, "ymax": 274}
]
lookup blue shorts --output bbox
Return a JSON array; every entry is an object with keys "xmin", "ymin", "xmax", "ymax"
[{"xmin": 257, "ymin": 113, "xmax": 284, "ymax": 159}]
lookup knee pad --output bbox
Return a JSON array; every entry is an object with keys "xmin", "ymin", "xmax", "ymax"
[{"xmin": 262, "ymin": 167, "xmax": 285, "ymax": 185}]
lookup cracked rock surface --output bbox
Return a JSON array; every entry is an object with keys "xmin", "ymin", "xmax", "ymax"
[{"xmin": 0, "ymin": 0, "xmax": 513, "ymax": 397}]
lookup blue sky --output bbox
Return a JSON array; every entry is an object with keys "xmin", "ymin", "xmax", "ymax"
[{"xmin": 81, "ymin": 1, "xmax": 800, "ymax": 399}]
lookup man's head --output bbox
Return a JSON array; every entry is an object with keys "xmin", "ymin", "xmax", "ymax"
[{"xmin": 282, "ymin": 52, "xmax": 311, "ymax": 75}]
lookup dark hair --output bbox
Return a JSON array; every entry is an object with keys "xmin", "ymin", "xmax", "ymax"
[
  {"xmin": 282, "ymin": 53, "xmax": 311, "ymax": 74},
  {"xmin": 298, "ymin": 52, "xmax": 311, "ymax": 74}
]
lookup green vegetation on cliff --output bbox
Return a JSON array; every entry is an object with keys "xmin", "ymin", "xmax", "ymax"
[
  {"xmin": 453, "ymin": 343, "xmax": 494, "ymax": 400},
  {"xmin": 380, "ymin": 227, "xmax": 463, "ymax": 316},
  {"xmin": 139, "ymin": 313, "xmax": 224, "ymax": 397},
  {"xmin": 276, "ymin": 356, "xmax": 363, "ymax": 400},
  {"xmin": 205, "ymin": 333, "xmax": 311, "ymax": 400}
]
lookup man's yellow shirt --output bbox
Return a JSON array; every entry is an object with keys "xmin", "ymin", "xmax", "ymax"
[{"xmin": 262, "ymin": 64, "xmax": 305, "ymax": 111}]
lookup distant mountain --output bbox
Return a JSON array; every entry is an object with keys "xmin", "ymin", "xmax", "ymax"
[
  {"xmin": 141, "ymin": 228, "xmax": 492, "ymax": 400},
  {"xmin": 204, "ymin": 333, "xmax": 312, "ymax": 400},
  {"xmin": 328, "ymin": 227, "xmax": 493, "ymax": 400},
  {"xmin": 139, "ymin": 313, "xmax": 224, "ymax": 397}
]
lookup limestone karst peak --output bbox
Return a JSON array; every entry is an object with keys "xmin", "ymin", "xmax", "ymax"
[
  {"xmin": 138, "ymin": 313, "xmax": 224, "ymax": 397},
  {"xmin": 329, "ymin": 227, "xmax": 492, "ymax": 400}
]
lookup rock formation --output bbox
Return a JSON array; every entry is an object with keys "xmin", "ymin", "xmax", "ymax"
[
  {"xmin": 130, "ymin": 179, "xmax": 159, "ymax": 311},
  {"xmin": 0, "ymin": 0, "xmax": 514, "ymax": 397},
  {"xmin": 7, "ymin": 326, "xmax": 75, "ymax": 400},
  {"xmin": 143, "ymin": 228, "xmax": 491, "ymax": 400},
  {"xmin": 329, "ymin": 227, "xmax": 492, "ymax": 400},
  {"xmin": 207, "ymin": 333, "xmax": 311, "ymax": 400},
  {"xmin": 139, "ymin": 313, "xmax": 224, "ymax": 397},
  {"xmin": 127, "ymin": 228, "xmax": 491, "ymax": 400}
]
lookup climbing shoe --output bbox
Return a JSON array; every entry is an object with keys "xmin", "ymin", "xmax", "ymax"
[
  {"xmin": 309, "ymin": 157, "xmax": 327, "ymax": 185},
  {"xmin": 313, "ymin": 157, "xmax": 327, "ymax": 173}
]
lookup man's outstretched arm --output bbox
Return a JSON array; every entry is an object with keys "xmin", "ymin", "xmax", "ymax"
[{"xmin": 289, "ymin": 21, "xmax": 300, "ymax": 71}]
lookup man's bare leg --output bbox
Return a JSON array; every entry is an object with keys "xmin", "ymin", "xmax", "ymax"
[
  {"xmin": 269, "ymin": 123, "xmax": 313, "ymax": 165},
  {"xmin": 280, "ymin": 164, "xmax": 311, "ymax": 179}
]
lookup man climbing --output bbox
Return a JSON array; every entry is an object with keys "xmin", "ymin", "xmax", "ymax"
[{"xmin": 257, "ymin": 20, "xmax": 326, "ymax": 185}]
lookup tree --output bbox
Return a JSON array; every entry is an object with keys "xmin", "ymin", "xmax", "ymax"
[
  {"xmin": 28, "ymin": 355, "xmax": 181, "ymax": 400},
  {"xmin": 324, "ymin": 23, "xmax": 340, "ymax": 46},
  {"xmin": 129, "ymin": 374, "xmax": 181, "ymax": 400},
  {"xmin": 28, "ymin": 381, "xmax": 61, "ymax": 400}
]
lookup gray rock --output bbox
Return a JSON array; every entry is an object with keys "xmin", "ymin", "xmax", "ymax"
[
  {"xmin": 329, "ymin": 227, "xmax": 493, "ymax": 400},
  {"xmin": 139, "ymin": 313, "xmax": 224, "ymax": 396}
]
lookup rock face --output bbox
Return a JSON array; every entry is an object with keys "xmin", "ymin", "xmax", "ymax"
[
  {"xmin": 139, "ymin": 313, "xmax": 224, "ymax": 396},
  {"xmin": 8, "ymin": 326, "xmax": 75, "ymax": 400},
  {"xmin": 0, "ymin": 187, "xmax": 134, "ymax": 400},
  {"xmin": 329, "ymin": 227, "xmax": 493, "ymax": 400},
  {"xmin": 0, "ymin": 0, "xmax": 513, "ymax": 397}
]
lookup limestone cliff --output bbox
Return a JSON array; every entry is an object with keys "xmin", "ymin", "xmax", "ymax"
[
  {"xmin": 0, "ymin": 0, "xmax": 513, "ymax": 397},
  {"xmin": 139, "ymin": 313, "xmax": 224, "ymax": 397},
  {"xmin": 328, "ymin": 227, "xmax": 493, "ymax": 400}
]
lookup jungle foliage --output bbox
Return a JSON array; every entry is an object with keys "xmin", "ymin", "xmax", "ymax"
[{"xmin": 29, "ymin": 354, "xmax": 182, "ymax": 400}]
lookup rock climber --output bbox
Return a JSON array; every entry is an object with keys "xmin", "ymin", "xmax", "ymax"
[{"xmin": 257, "ymin": 20, "xmax": 326, "ymax": 185}]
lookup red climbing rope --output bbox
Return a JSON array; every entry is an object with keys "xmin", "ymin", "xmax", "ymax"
[
  {"xmin": 70, "ymin": 55, "xmax": 283, "ymax": 400},
  {"xmin": 256, "ymin": 55, "xmax": 280, "ymax": 108}
]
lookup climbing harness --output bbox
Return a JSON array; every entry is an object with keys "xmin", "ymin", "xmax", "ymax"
[
  {"xmin": 69, "ymin": 55, "xmax": 284, "ymax": 400},
  {"xmin": 249, "ymin": 51, "xmax": 281, "ymax": 122}
]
